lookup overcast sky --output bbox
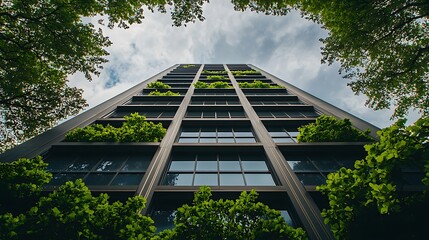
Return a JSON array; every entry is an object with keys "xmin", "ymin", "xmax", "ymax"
[{"xmin": 69, "ymin": 0, "xmax": 418, "ymax": 129}]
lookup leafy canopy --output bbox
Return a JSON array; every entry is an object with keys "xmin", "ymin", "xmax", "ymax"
[
  {"xmin": 317, "ymin": 117, "xmax": 429, "ymax": 239},
  {"xmin": 194, "ymin": 81, "xmax": 232, "ymax": 89},
  {"xmin": 148, "ymin": 90, "xmax": 181, "ymax": 96},
  {"xmin": 65, "ymin": 113, "xmax": 166, "ymax": 142},
  {"xmin": 238, "ymin": 80, "xmax": 284, "ymax": 89},
  {"xmin": 147, "ymin": 81, "xmax": 172, "ymax": 89},
  {"xmin": 297, "ymin": 115, "xmax": 373, "ymax": 142},
  {"xmin": 0, "ymin": 156, "xmax": 52, "ymax": 215},
  {"xmin": 156, "ymin": 186, "xmax": 307, "ymax": 240}
]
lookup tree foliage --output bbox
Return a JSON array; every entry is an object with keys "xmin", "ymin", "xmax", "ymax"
[
  {"xmin": 147, "ymin": 82, "xmax": 172, "ymax": 89},
  {"xmin": 0, "ymin": 0, "xmax": 210, "ymax": 151},
  {"xmin": 1, "ymin": 179, "xmax": 155, "ymax": 240},
  {"xmin": 297, "ymin": 115, "xmax": 373, "ymax": 142},
  {"xmin": 238, "ymin": 80, "xmax": 283, "ymax": 89},
  {"xmin": 194, "ymin": 81, "xmax": 232, "ymax": 89},
  {"xmin": 317, "ymin": 117, "xmax": 429, "ymax": 239},
  {"xmin": 148, "ymin": 90, "xmax": 181, "ymax": 96},
  {"xmin": 65, "ymin": 113, "xmax": 166, "ymax": 142},
  {"xmin": 0, "ymin": 156, "xmax": 52, "ymax": 215},
  {"xmin": 157, "ymin": 186, "xmax": 307, "ymax": 240}
]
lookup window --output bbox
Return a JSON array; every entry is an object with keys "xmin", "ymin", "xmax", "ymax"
[
  {"xmin": 193, "ymin": 92, "xmax": 236, "ymax": 96},
  {"xmin": 46, "ymin": 153, "xmax": 153, "ymax": 187},
  {"xmin": 127, "ymin": 100, "xmax": 181, "ymax": 105},
  {"xmin": 256, "ymin": 110, "xmax": 319, "ymax": 118},
  {"xmin": 178, "ymin": 126, "xmax": 256, "ymax": 143},
  {"xmin": 190, "ymin": 100, "xmax": 240, "ymax": 105},
  {"xmin": 282, "ymin": 153, "xmax": 362, "ymax": 186},
  {"xmin": 250, "ymin": 100, "xmax": 303, "ymax": 105},
  {"xmin": 266, "ymin": 127, "xmax": 299, "ymax": 143},
  {"xmin": 185, "ymin": 111, "xmax": 245, "ymax": 118},
  {"xmin": 109, "ymin": 110, "xmax": 176, "ymax": 118},
  {"xmin": 162, "ymin": 152, "xmax": 276, "ymax": 186}
]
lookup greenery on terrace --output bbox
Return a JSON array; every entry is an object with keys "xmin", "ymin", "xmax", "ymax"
[
  {"xmin": 148, "ymin": 90, "xmax": 180, "ymax": 96},
  {"xmin": 231, "ymin": 70, "xmax": 260, "ymax": 76},
  {"xmin": 206, "ymin": 75, "xmax": 227, "ymax": 80},
  {"xmin": 238, "ymin": 80, "xmax": 284, "ymax": 89},
  {"xmin": 65, "ymin": 113, "xmax": 166, "ymax": 142},
  {"xmin": 202, "ymin": 70, "xmax": 227, "ymax": 74},
  {"xmin": 0, "ymin": 159, "xmax": 307, "ymax": 239},
  {"xmin": 317, "ymin": 117, "xmax": 429, "ymax": 239},
  {"xmin": 297, "ymin": 115, "xmax": 373, "ymax": 142},
  {"xmin": 194, "ymin": 81, "xmax": 232, "ymax": 89},
  {"xmin": 147, "ymin": 81, "xmax": 171, "ymax": 89}
]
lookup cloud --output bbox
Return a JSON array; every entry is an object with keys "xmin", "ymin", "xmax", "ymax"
[{"xmin": 66, "ymin": 0, "xmax": 417, "ymax": 129}]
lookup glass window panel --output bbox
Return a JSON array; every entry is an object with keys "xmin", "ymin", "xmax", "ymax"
[
  {"xmin": 285, "ymin": 111, "xmax": 303, "ymax": 118},
  {"xmin": 121, "ymin": 158, "xmax": 150, "ymax": 172},
  {"xmin": 160, "ymin": 111, "xmax": 175, "ymax": 117},
  {"xmin": 229, "ymin": 100, "xmax": 239, "ymax": 105},
  {"xmin": 296, "ymin": 173, "xmax": 325, "ymax": 185},
  {"xmin": 242, "ymin": 161, "xmax": 268, "ymax": 171},
  {"xmin": 273, "ymin": 111, "xmax": 288, "ymax": 118},
  {"xmin": 206, "ymin": 101, "xmax": 215, "ymax": 105},
  {"xmin": 218, "ymin": 129, "xmax": 233, "ymax": 137},
  {"xmin": 46, "ymin": 156, "xmax": 76, "ymax": 171},
  {"xmin": 152, "ymin": 210, "xmax": 177, "ymax": 233},
  {"xmin": 280, "ymin": 210, "xmax": 294, "ymax": 227},
  {"xmin": 110, "ymin": 173, "xmax": 144, "ymax": 186},
  {"xmin": 219, "ymin": 161, "xmax": 241, "ymax": 171},
  {"xmin": 285, "ymin": 155, "xmax": 308, "ymax": 161},
  {"xmin": 245, "ymin": 174, "xmax": 276, "ymax": 186},
  {"xmin": 163, "ymin": 173, "xmax": 193, "ymax": 186},
  {"xmin": 84, "ymin": 173, "xmax": 115, "ymax": 185},
  {"xmin": 337, "ymin": 159, "xmax": 355, "ymax": 169},
  {"xmin": 66, "ymin": 157, "xmax": 98, "ymax": 171},
  {"xmin": 203, "ymin": 111, "xmax": 215, "ymax": 118},
  {"xmin": 287, "ymin": 161, "xmax": 317, "ymax": 172},
  {"xmin": 95, "ymin": 159, "xmax": 125, "ymax": 172},
  {"xmin": 199, "ymin": 138, "xmax": 217, "ymax": 143},
  {"xmin": 313, "ymin": 160, "xmax": 341, "ymax": 172},
  {"xmin": 194, "ymin": 174, "xmax": 218, "ymax": 186},
  {"xmin": 216, "ymin": 111, "xmax": 229, "ymax": 118},
  {"xmin": 220, "ymin": 174, "xmax": 245, "ymax": 186},
  {"xmin": 219, "ymin": 154, "xmax": 238, "ymax": 161},
  {"xmin": 301, "ymin": 111, "xmax": 319, "ymax": 118},
  {"xmin": 186, "ymin": 111, "xmax": 201, "ymax": 118},
  {"xmin": 234, "ymin": 131, "xmax": 254, "ymax": 137},
  {"xmin": 48, "ymin": 173, "xmax": 86, "ymax": 186},
  {"xmin": 273, "ymin": 138, "xmax": 295, "ymax": 143},
  {"xmin": 257, "ymin": 111, "xmax": 273, "ymax": 118},
  {"xmin": 216, "ymin": 100, "xmax": 226, "ymax": 105},
  {"xmin": 196, "ymin": 161, "xmax": 217, "ymax": 171},
  {"xmin": 200, "ymin": 128, "xmax": 216, "ymax": 137},
  {"xmin": 146, "ymin": 111, "xmax": 161, "ymax": 118},
  {"xmin": 240, "ymin": 153, "xmax": 265, "ymax": 161},
  {"xmin": 230, "ymin": 111, "xmax": 245, "ymax": 118},
  {"xmin": 269, "ymin": 131, "xmax": 288, "ymax": 137},
  {"xmin": 288, "ymin": 131, "xmax": 300, "ymax": 137},
  {"xmin": 178, "ymin": 138, "xmax": 199, "ymax": 143},
  {"xmin": 235, "ymin": 138, "xmax": 256, "ymax": 143},
  {"xmin": 198, "ymin": 154, "xmax": 217, "ymax": 161},
  {"xmin": 218, "ymin": 138, "xmax": 235, "ymax": 143},
  {"xmin": 192, "ymin": 101, "xmax": 203, "ymax": 105},
  {"xmin": 180, "ymin": 131, "xmax": 200, "ymax": 137},
  {"xmin": 169, "ymin": 161, "xmax": 195, "ymax": 171}
]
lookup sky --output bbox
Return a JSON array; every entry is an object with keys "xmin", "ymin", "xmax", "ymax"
[{"xmin": 69, "ymin": 0, "xmax": 418, "ymax": 129}]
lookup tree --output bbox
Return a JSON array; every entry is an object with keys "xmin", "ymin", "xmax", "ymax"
[
  {"xmin": 233, "ymin": 0, "xmax": 429, "ymax": 118},
  {"xmin": 297, "ymin": 115, "xmax": 373, "ymax": 142},
  {"xmin": 65, "ymin": 113, "xmax": 166, "ymax": 142},
  {"xmin": 156, "ymin": 186, "xmax": 307, "ymax": 240},
  {"xmin": 0, "ymin": 0, "xmax": 209, "ymax": 152},
  {"xmin": 0, "ymin": 156, "xmax": 52, "ymax": 215},
  {"xmin": 1, "ymin": 179, "xmax": 156, "ymax": 240},
  {"xmin": 317, "ymin": 117, "xmax": 429, "ymax": 239}
]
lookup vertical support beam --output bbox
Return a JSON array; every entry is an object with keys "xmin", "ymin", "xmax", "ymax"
[{"xmin": 225, "ymin": 64, "xmax": 335, "ymax": 240}]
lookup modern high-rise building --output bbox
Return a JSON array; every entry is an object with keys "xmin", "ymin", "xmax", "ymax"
[{"xmin": 1, "ymin": 64, "xmax": 381, "ymax": 240}]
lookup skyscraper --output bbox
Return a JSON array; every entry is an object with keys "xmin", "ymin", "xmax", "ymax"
[{"xmin": 1, "ymin": 64, "xmax": 380, "ymax": 240}]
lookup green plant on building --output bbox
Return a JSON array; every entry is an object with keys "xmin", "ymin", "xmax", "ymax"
[
  {"xmin": 65, "ymin": 113, "xmax": 166, "ymax": 142},
  {"xmin": 297, "ymin": 115, "xmax": 373, "ymax": 142},
  {"xmin": 238, "ymin": 80, "xmax": 283, "ymax": 89},
  {"xmin": 182, "ymin": 64, "xmax": 195, "ymax": 68},
  {"xmin": 148, "ymin": 90, "xmax": 180, "ymax": 96},
  {"xmin": 202, "ymin": 70, "xmax": 227, "ymax": 74},
  {"xmin": 147, "ymin": 81, "xmax": 171, "ymax": 89},
  {"xmin": 206, "ymin": 75, "xmax": 226, "ymax": 80},
  {"xmin": 231, "ymin": 70, "xmax": 260, "ymax": 76},
  {"xmin": 194, "ymin": 81, "xmax": 232, "ymax": 89}
]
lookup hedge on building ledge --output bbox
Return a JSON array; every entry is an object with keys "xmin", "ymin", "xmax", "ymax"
[
  {"xmin": 231, "ymin": 70, "xmax": 260, "ymax": 76},
  {"xmin": 194, "ymin": 81, "xmax": 232, "ymax": 89},
  {"xmin": 148, "ymin": 90, "xmax": 180, "ymax": 96},
  {"xmin": 238, "ymin": 80, "xmax": 284, "ymax": 89},
  {"xmin": 65, "ymin": 113, "xmax": 166, "ymax": 142},
  {"xmin": 297, "ymin": 115, "xmax": 373, "ymax": 142},
  {"xmin": 147, "ymin": 81, "xmax": 171, "ymax": 89}
]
